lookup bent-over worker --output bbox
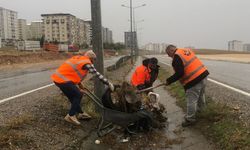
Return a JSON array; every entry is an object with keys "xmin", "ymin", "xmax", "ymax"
[{"xmin": 51, "ymin": 50, "xmax": 114, "ymax": 125}]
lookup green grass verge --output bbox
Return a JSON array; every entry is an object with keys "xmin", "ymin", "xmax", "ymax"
[{"xmin": 158, "ymin": 63, "xmax": 250, "ymax": 150}]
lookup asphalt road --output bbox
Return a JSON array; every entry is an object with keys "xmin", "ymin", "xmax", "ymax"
[
  {"xmin": 148, "ymin": 55, "xmax": 250, "ymax": 93},
  {"xmin": 0, "ymin": 56, "xmax": 122, "ymax": 101}
]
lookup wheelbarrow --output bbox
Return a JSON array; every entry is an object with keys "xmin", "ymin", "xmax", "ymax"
[{"xmin": 83, "ymin": 87, "xmax": 153, "ymax": 137}]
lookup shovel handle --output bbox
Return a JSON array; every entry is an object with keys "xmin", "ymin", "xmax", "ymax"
[{"xmin": 136, "ymin": 83, "xmax": 166, "ymax": 94}]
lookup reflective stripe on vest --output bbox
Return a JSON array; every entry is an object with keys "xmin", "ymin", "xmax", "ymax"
[
  {"xmin": 65, "ymin": 61, "xmax": 84, "ymax": 80},
  {"xmin": 55, "ymin": 71, "xmax": 70, "ymax": 82},
  {"xmin": 176, "ymin": 53, "xmax": 197, "ymax": 68},
  {"xmin": 53, "ymin": 59, "xmax": 90, "ymax": 83},
  {"xmin": 175, "ymin": 49, "xmax": 207, "ymax": 85},
  {"xmin": 181, "ymin": 64, "xmax": 205, "ymax": 81}
]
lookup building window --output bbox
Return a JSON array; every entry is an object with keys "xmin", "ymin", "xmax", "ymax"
[
  {"xmin": 46, "ymin": 20, "xmax": 50, "ymax": 24},
  {"xmin": 61, "ymin": 19, "xmax": 65, "ymax": 23}
]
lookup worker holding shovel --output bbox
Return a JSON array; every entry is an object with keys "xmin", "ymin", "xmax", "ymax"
[{"xmin": 165, "ymin": 45, "xmax": 209, "ymax": 127}]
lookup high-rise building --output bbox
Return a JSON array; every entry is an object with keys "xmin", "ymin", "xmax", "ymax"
[
  {"xmin": 102, "ymin": 27, "xmax": 113, "ymax": 44},
  {"xmin": 41, "ymin": 13, "xmax": 77, "ymax": 44},
  {"xmin": 228, "ymin": 40, "xmax": 243, "ymax": 51},
  {"xmin": 0, "ymin": 7, "xmax": 18, "ymax": 40},
  {"xmin": 26, "ymin": 21, "xmax": 43, "ymax": 40},
  {"xmin": 18, "ymin": 19, "xmax": 27, "ymax": 40},
  {"xmin": 107, "ymin": 30, "xmax": 113, "ymax": 44},
  {"xmin": 76, "ymin": 18, "xmax": 87, "ymax": 46},
  {"xmin": 84, "ymin": 20, "xmax": 92, "ymax": 46},
  {"xmin": 124, "ymin": 31, "xmax": 137, "ymax": 49}
]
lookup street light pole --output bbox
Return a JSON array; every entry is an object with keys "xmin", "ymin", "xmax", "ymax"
[
  {"xmin": 91, "ymin": 0, "xmax": 104, "ymax": 98},
  {"xmin": 122, "ymin": 3, "xmax": 145, "ymax": 60},
  {"xmin": 130, "ymin": 0, "xmax": 133, "ymax": 64}
]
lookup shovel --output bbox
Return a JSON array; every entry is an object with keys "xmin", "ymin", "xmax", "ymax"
[{"xmin": 136, "ymin": 83, "xmax": 166, "ymax": 94}]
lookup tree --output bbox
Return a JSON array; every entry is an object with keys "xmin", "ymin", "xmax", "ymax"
[
  {"xmin": 40, "ymin": 35, "xmax": 45, "ymax": 48},
  {"xmin": 103, "ymin": 42, "xmax": 125, "ymax": 50}
]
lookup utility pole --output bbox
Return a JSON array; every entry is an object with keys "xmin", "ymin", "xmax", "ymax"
[
  {"xmin": 122, "ymin": 3, "xmax": 145, "ymax": 59},
  {"xmin": 130, "ymin": 0, "xmax": 134, "ymax": 64},
  {"xmin": 133, "ymin": 8, "xmax": 137, "ymax": 58},
  {"xmin": 91, "ymin": 0, "xmax": 104, "ymax": 99}
]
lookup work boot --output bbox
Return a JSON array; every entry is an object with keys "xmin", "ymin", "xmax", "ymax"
[
  {"xmin": 77, "ymin": 112, "xmax": 92, "ymax": 120},
  {"xmin": 64, "ymin": 114, "xmax": 81, "ymax": 125},
  {"xmin": 181, "ymin": 118, "xmax": 196, "ymax": 127}
]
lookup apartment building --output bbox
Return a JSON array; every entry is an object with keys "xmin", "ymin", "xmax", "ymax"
[
  {"xmin": 41, "ymin": 13, "xmax": 77, "ymax": 44},
  {"xmin": 84, "ymin": 20, "xmax": 92, "ymax": 46},
  {"xmin": 102, "ymin": 27, "xmax": 113, "ymax": 44},
  {"xmin": 144, "ymin": 43, "xmax": 169, "ymax": 53},
  {"xmin": 18, "ymin": 19, "xmax": 27, "ymax": 40},
  {"xmin": 26, "ymin": 21, "xmax": 43, "ymax": 40},
  {"xmin": 0, "ymin": 7, "xmax": 18, "ymax": 40},
  {"xmin": 228, "ymin": 40, "xmax": 243, "ymax": 51},
  {"xmin": 243, "ymin": 44, "xmax": 250, "ymax": 52},
  {"xmin": 76, "ymin": 18, "xmax": 87, "ymax": 46}
]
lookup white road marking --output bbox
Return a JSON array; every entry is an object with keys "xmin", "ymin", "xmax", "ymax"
[
  {"xmin": 0, "ymin": 83, "xmax": 55, "ymax": 104},
  {"xmin": 0, "ymin": 57, "xmax": 120, "ymax": 105},
  {"xmin": 147, "ymin": 56, "xmax": 250, "ymax": 97},
  {"xmin": 207, "ymin": 78, "xmax": 250, "ymax": 97},
  {"xmin": 160, "ymin": 61, "xmax": 250, "ymax": 97}
]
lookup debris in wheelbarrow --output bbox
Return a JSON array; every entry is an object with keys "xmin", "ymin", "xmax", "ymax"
[
  {"xmin": 83, "ymin": 82, "xmax": 167, "ymax": 137},
  {"xmin": 83, "ymin": 84, "xmax": 153, "ymax": 137},
  {"xmin": 102, "ymin": 82, "xmax": 167, "ymax": 130}
]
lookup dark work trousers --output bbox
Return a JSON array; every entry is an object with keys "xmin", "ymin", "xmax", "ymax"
[{"xmin": 55, "ymin": 82, "xmax": 83, "ymax": 116}]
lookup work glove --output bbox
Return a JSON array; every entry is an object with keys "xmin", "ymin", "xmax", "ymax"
[{"xmin": 108, "ymin": 82, "xmax": 115, "ymax": 92}]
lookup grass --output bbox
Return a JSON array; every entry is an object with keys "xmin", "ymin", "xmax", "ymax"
[
  {"xmin": 0, "ymin": 114, "xmax": 35, "ymax": 149},
  {"xmin": 158, "ymin": 63, "xmax": 250, "ymax": 150}
]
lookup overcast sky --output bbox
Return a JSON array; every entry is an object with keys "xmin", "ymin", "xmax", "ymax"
[{"xmin": 1, "ymin": 0, "xmax": 250, "ymax": 49}]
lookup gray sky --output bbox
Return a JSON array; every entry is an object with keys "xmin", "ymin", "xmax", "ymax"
[{"xmin": 1, "ymin": 0, "xmax": 250, "ymax": 49}]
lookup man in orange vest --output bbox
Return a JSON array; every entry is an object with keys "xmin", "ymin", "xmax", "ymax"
[
  {"xmin": 131, "ymin": 58, "xmax": 159, "ymax": 90},
  {"xmin": 51, "ymin": 50, "xmax": 114, "ymax": 125},
  {"xmin": 165, "ymin": 45, "xmax": 209, "ymax": 127}
]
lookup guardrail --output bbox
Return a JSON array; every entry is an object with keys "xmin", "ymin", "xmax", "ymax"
[{"xmin": 107, "ymin": 55, "xmax": 131, "ymax": 71}]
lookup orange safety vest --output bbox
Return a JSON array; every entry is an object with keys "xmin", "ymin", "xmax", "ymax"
[
  {"xmin": 131, "ymin": 65, "xmax": 151, "ymax": 86},
  {"xmin": 51, "ymin": 55, "xmax": 92, "ymax": 84},
  {"xmin": 175, "ymin": 48, "xmax": 207, "ymax": 85}
]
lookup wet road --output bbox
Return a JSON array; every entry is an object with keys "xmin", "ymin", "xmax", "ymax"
[
  {"xmin": 148, "ymin": 55, "xmax": 250, "ymax": 93},
  {"xmin": 0, "ymin": 56, "xmax": 122, "ymax": 100}
]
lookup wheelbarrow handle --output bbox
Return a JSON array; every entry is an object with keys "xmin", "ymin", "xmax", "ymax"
[
  {"xmin": 82, "ymin": 87, "xmax": 104, "ymax": 109},
  {"xmin": 136, "ymin": 83, "xmax": 166, "ymax": 94}
]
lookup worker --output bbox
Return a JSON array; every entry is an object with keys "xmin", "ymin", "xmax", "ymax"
[
  {"xmin": 131, "ymin": 58, "xmax": 159, "ymax": 90},
  {"xmin": 51, "ymin": 50, "xmax": 114, "ymax": 125},
  {"xmin": 165, "ymin": 45, "xmax": 209, "ymax": 127},
  {"xmin": 148, "ymin": 57, "xmax": 160, "ymax": 87}
]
